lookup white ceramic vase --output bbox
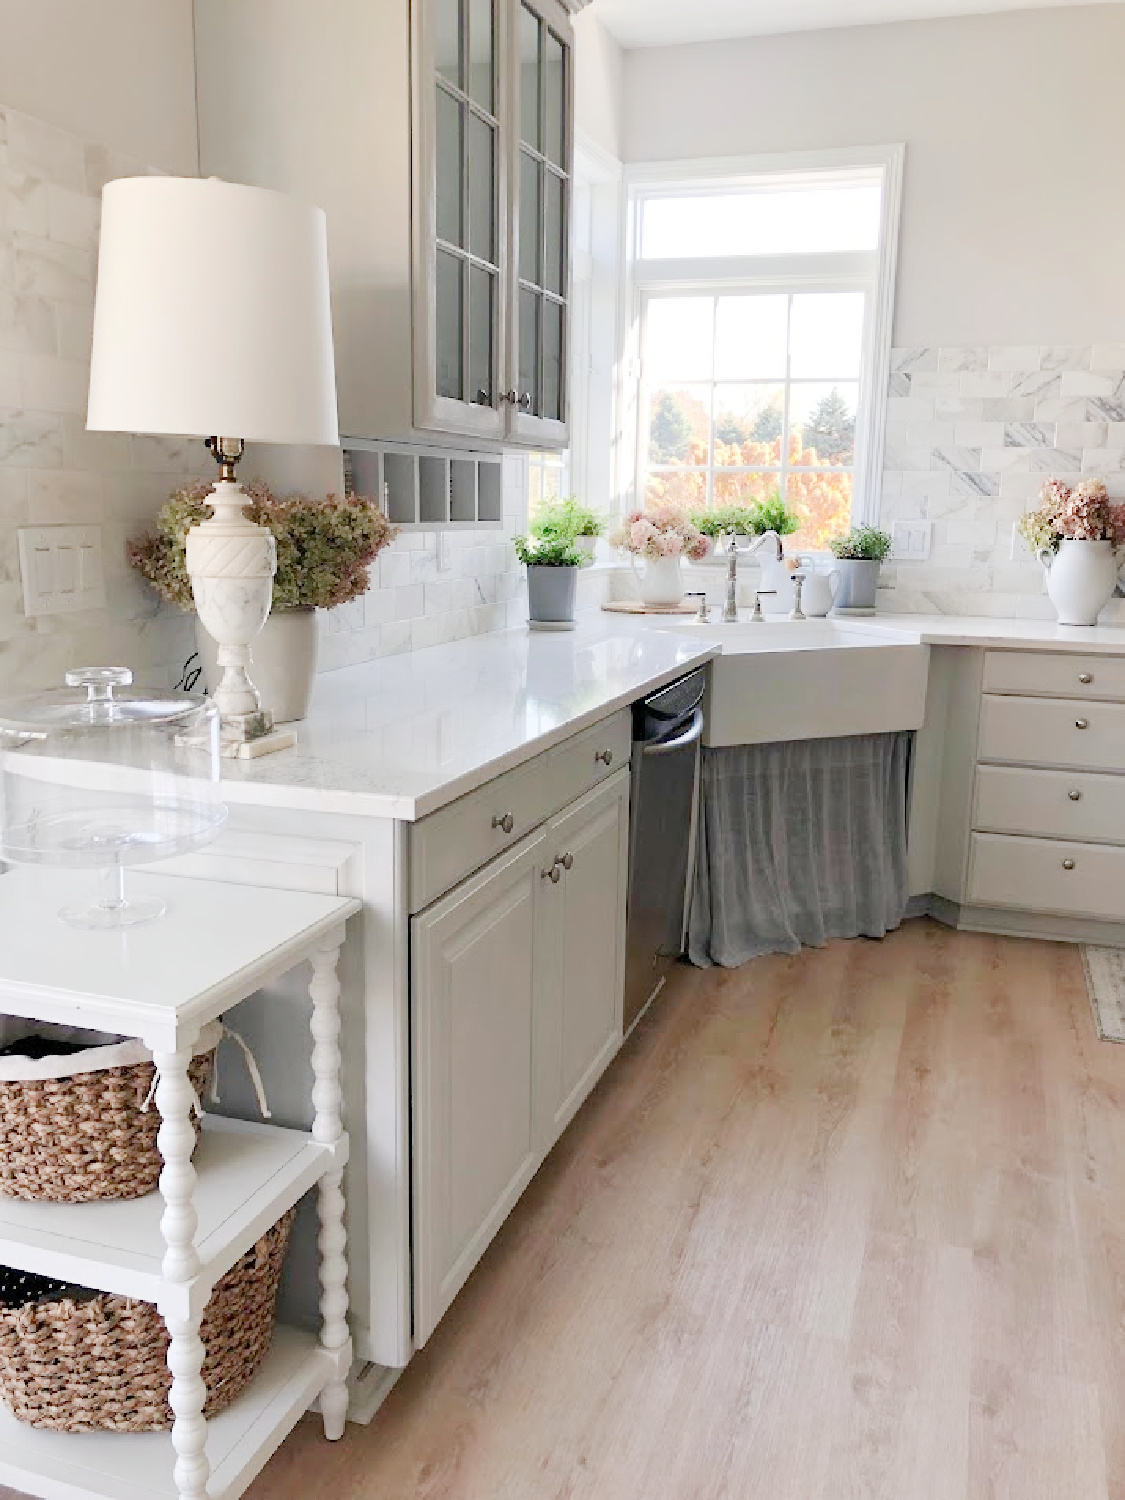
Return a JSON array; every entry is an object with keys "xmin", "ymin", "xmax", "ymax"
[
  {"xmin": 632, "ymin": 554, "xmax": 684, "ymax": 607},
  {"xmin": 196, "ymin": 606, "xmax": 319, "ymax": 723},
  {"xmin": 1037, "ymin": 538, "xmax": 1119, "ymax": 626}
]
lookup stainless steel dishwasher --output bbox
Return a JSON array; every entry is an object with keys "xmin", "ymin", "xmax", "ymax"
[{"xmin": 623, "ymin": 667, "xmax": 707, "ymax": 1033}]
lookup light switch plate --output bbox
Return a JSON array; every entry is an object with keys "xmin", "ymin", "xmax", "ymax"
[
  {"xmin": 890, "ymin": 520, "xmax": 932, "ymax": 562},
  {"xmin": 18, "ymin": 526, "xmax": 105, "ymax": 616}
]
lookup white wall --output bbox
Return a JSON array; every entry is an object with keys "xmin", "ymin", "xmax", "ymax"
[
  {"xmin": 0, "ymin": 0, "xmax": 198, "ymax": 175},
  {"xmin": 574, "ymin": 10, "xmax": 626, "ymax": 162},
  {"xmin": 622, "ymin": 4, "xmax": 1125, "ymax": 348}
]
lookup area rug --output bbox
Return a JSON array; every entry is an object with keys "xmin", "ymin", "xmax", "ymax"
[{"xmin": 1082, "ymin": 946, "xmax": 1125, "ymax": 1043}]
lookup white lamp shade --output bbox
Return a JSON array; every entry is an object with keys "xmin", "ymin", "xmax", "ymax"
[{"xmin": 87, "ymin": 176, "xmax": 339, "ymax": 447}]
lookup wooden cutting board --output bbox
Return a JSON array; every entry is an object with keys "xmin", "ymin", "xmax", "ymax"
[{"xmin": 601, "ymin": 600, "xmax": 698, "ymax": 616}]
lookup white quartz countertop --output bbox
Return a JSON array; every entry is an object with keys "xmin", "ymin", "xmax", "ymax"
[
  {"xmin": 216, "ymin": 610, "xmax": 1125, "ymax": 822},
  {"xmin": 863, "ymin": 612, "xmax": 1125, "ymax": 652},
  {"xmin": 217, "ymin": 617, "xmax": 716, "ymax": 821}
]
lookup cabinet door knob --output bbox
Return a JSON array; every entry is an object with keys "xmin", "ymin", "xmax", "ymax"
[
  {"xmin": 542, "ymin": 862, "xmax": 562, "ymax": 883},
  {"xmin": 502, "ymin": 390, "xmax": 519, "ymax": 405},
  {"xmin": 492, "ymin": 812, "xmax": 515, "ymax": 834},
  {"xmin": 1075, "ymin": 718, "xmax": 1089, "ymax": 730},
  {"xmin": 595, "ymin": 748, "xmax": 614, "ymax": 766},
  {"xmin": 1079, "ymin": 672, "xmax": 1093, "ymax": 684},
  {"xmin": 559, "ymin": 851, "xmax": 574, "ymax": 871},
  {"xmin": 519, "ymin": 392, "xmax": 533, "ymax": 410},
  {"xmin": 1062, "ymin": 858, "xmax": 1076, "ymax": 871},
  {"xmin": 1069, "ymin": 789, "xmax": 1082, "ymax": 802}
]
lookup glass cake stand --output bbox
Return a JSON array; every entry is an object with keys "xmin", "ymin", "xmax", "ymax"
[{"xmin": 0, "ymin": 668, "xmax": 227, "ymax": 929}]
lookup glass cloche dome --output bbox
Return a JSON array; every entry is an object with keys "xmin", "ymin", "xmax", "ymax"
[{"xmin": 0, "ymin": 668, "xmax": 226, "ymax": 928}]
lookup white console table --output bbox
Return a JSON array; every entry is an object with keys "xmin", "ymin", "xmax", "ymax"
[{"xmin": 0, "ymin": 867, "xmax": 361, "ymax": 1500}]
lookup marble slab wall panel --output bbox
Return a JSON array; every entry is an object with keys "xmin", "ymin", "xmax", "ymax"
[
  {"xmin": 0, "ymin": 101, "xmax": 214, "ymax": 692},
  {"xmin": 878, "ymin": 344, "xmax": 1125, "ymax": 619}
]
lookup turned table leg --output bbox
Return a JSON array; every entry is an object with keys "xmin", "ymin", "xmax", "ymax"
[
  {"xmin": 154, "ymin": 1047, "xmax": 210, "ymax": 1500},
  {"xmin": 310, "ymin": 941, "xmax": 351, "ymax": 1441}
]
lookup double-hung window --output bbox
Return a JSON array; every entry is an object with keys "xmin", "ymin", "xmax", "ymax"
[{"xmin": 625, "ymin": 151, "xmax": 903, "ymax": 552}]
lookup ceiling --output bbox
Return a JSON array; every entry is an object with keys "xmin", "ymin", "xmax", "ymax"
[{"xmin": 591, "ymin": 0, "xmax": 1119, "ymax": 49}]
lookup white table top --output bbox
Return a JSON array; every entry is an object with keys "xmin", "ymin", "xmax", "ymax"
[{"xmin": 0, "ymin": 868, "xmax": 359, "ymax": 1046}]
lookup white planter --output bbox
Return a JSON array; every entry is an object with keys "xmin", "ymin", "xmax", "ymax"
[
  {"xmin": 196, "ymin": 606, "xmax": 319, "ymax": 724},
  {"xmin": 631, "ymin": 554, "xmax": 684, "ymax": 607},
  {"xmin": 574, "ymin": 535, "xmax": 598, "ymax": 560},
  {"xmin": 832, "ymin": 558, "xmax": 882, "ymax": 611},
  {"xmin": 1037, "ymin": 538, "xmax": 1120, "ymax": 626},
  {"xmin": 527, "ymin": 565, "xmax": 578, "ymax": 624}
]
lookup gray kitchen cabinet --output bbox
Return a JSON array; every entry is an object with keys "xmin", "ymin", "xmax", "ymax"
[
  {"xmin": 195, "ymin": 0, "xmax": 577, "ymax": 451},
  {"xmin": 411, "ymin": 756, "xmax": 629, "ymax": 1347}
]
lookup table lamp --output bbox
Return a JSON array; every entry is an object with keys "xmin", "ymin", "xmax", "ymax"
[{"xmin": 87, "ymin": 176, "xmax": 339, "ymax": 756}]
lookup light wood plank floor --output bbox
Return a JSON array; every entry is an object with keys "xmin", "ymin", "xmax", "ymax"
[
  {"xmin": 249, "ymin": 920, "xmax": 1125, "ymax": 1500},
  {"xmin": 6, "ymin": 920, "xmax": 1123, "ymax": 1500}
]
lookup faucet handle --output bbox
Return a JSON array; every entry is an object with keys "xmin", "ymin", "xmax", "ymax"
[
  {"xmin": 789, "ymin": 574, "xmax": 806, "ymax": 622},
  {"xmin": 685, "ymin": 591, "xmax": 709, "ymax": 622},
  {"xmin": 751, "ymin": 588, "xmax": 776, "ymax": 622}
]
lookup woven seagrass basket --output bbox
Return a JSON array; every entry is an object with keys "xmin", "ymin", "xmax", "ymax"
[
  {"xmin": 0, "ymin": 1029, "xmax": 217, "ymax": 1203},
  {"xmin": 0, "ymin": 1207, "xmax": 295, "ymax": 1431}
]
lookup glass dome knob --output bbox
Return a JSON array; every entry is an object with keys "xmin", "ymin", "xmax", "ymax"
[{"xmin": 64, "ymin": 667, "xmax": 134, "ymax": 703}]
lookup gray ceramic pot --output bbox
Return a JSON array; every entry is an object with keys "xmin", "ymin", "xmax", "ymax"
[
  {"xmin": 832, "ymin": 558, "xmax": 881, "ymax": 610},
  {"xmin": 527, "ymin": 564, "xmax": 578, "ymax": 623}
]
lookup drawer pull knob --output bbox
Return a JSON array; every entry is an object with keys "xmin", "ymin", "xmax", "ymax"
[
  {"xmin": 595, "ymin": 748, "xmax": 614, "ymax": 766},
  {"xmin": 1062, "ymin": 858, "xmax": 1076, "ymax": 871},
  {"xmin": 542, "ymin": 863, "xmax": 562, "ymax": 883},
  {"xmin": 1069, "ymin": 789, "xmax": 1082, "ymax": 802},
  {"xmin": 1079, "ymin": 673, "xmax": 1094, "ymax": 685},
  {"xmin": 492, "ymin": 812, "xmax": 515, "ymax": 835},
  {"xmin": 1075, "ymin": 718, "xmax": 1089, "ymax": 730}
]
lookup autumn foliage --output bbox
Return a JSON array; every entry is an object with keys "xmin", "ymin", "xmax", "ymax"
[{"xmin": 645, "ymin": 386, "xmax": 855, "ymax": 551}]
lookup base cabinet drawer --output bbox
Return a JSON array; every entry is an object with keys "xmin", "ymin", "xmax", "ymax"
[
  {"xmin": 968, "ymin": 832, "xmax": 1125, "ymax": 921},
  {"xmin": 983, "ymin": 650, "xmax": 1125, "ymax": 702},
  {"xmin": 410, "ymin": 709, "xmax": 632, "ymax": 912},
  {"xmin": 979, "ymin": 693, "xmax": 1125, "ymax": 772},
  {"xmin": 974, "ymin": 763, "xmax": 1125, "ymax": 843}
]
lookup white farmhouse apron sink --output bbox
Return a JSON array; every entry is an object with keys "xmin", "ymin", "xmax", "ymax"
[{"xmin": 648, "ymin": 618, "xmax": 931, "ymax": 746}]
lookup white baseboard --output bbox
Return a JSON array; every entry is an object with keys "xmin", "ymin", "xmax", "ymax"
[
  {"xmin": 911, "ymin": 893, "xmax": 1125, "ymax": 948},
  {"xmin": 347, "ymin": 1360, "xmax": 404, "ymax": 1426}
]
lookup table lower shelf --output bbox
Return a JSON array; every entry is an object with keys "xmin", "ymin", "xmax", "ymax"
[
  {"xmin": 0, "ymin": 1326, "xmax": 329, "ymax": 1500},
  {"xmin": 0, "ymin": 1116, "xmax": 344, "ymax": 1317}
]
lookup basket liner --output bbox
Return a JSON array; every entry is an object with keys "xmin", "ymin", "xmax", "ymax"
[{"xmin": 0, "ymin": 1020, "xmax": 222, "ymax": 1081}]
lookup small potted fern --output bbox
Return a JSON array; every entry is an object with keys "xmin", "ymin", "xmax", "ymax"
[
  {"xmin": 532, "ymin": 496, "xmax": 606, "ymax": 559},
  {"xmin": 514, "ymin": 532, "xmax": 586, "ymax": 629},
  {"xmin": 828, "ymin": 525, "xmax": 892, "ymax": 611}
]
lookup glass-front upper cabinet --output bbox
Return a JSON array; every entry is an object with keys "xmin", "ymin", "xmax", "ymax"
[
  {"xmin": 506, "ymin": 0, "xmax": 572, "ymax": 446},
  {"xmin": 413, "ymin": 0, "xmax": 572, "ymax": 449},
  {"xmin": 416, "ymin": 0, "xmax": 507, "ymax": 442}
]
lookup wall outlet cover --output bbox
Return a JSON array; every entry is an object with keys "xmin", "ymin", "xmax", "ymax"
[{"xmin": 890, "ymin": 520, "xmax": 933, "ymax": 562}]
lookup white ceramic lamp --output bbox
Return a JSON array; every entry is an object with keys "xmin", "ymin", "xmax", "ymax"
[{"xmin": 87, "ymin": 176, "xmax": 338, "ymax": 754}]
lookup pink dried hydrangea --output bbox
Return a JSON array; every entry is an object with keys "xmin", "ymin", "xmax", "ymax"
[
  {"xmin": 1018, "ymin": 476, "xmax": 1125, "ymax": 551},
  {"xmin": 610, "ymin": 507, "xmax": 710, "ymax": 563}
]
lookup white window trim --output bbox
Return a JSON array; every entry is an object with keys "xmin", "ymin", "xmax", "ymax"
[{"xmin": 618, "ymin": 144, "xmax": 905, "ymax": 536}]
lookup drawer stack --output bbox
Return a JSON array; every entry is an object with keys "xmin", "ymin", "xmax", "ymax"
[{"xmin": 967, "ymin": 651, "xmax": 1125, "ymax": 921}]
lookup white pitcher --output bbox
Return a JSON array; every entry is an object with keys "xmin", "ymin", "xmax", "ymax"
[
  {"xmin": 1037, "ymin": 538, "xmax": 1120, "ymax": 626},
  {"xmin": 796, "ymin": 568, "xmax": 841, "ymax": 618},
  {"xmin": 630, "ymin": 553, "xmax": 685, "ymax": 607}
]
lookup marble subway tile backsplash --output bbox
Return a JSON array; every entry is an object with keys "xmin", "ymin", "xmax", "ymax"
[
  {"xmin": 0, "ymin": 100, "xmax": 210, "ymax": 691},
  {"xmin": 317, "ymin": 455, "xmax": 529, "ymax": 672},
  {"xmin": 879, "ymin": 344, "xmax": 1125, "ymax": 619}
]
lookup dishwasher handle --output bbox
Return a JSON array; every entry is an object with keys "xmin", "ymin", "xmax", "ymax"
[{"xmin": 641, "ymin": 706, "xmax": 704, "ymax": 758}]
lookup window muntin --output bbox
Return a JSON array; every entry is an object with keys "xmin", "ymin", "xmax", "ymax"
[
  {"xmin": 639, "ymin": 182, "xmax": 882, "ymax": 260},
  {"xmin": 640, "ymin": 290, "xmax": 865, "ymax": 551}
]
